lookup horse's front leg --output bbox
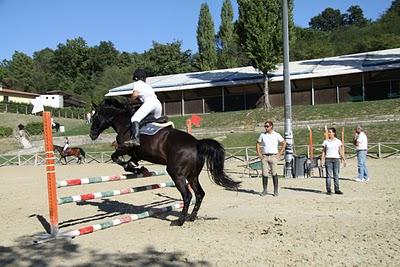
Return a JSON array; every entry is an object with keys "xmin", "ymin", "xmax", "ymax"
[{"xmin": 111, "ymin": 148, "xmax": 129, "ymax": 166}]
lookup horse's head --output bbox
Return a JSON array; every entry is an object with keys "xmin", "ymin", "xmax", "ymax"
[{"xmin": 89, "ymin": 99, "xmax": 131, "ymax": 140}]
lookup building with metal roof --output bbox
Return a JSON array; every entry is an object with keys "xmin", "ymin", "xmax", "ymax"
[
  {"xmin": 0, "ymin": 87, "xmax": 40, "ymax": 104},
  {"xmin": 107, "ymin": 48, "xmax": 400, "ymax": 116}
]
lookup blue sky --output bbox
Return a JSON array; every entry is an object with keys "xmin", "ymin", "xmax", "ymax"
[{"xmin": 0, "ymin": 0, "xmax": 394, "ymax": 61}]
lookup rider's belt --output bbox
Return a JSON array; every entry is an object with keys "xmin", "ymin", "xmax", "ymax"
[{"xmin": 263, "ymin": 153, "xmax": 276, "ymax": 156}]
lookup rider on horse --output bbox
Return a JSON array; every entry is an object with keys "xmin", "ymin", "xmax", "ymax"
[
  {"xmin": 62, "ymin": 137, "xmax": 69, "ymax": 156},
  {"xmin": 125, "ymin": 69, "xmax": 162, "ymax": 147}
]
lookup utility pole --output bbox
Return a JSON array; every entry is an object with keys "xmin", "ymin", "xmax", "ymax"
[{"xmin": 282, "ymin": 0, "xmax": 294, "ymax": 177}]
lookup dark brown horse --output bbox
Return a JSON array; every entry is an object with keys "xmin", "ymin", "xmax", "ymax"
[
  {"xmin": 53, "ymin": 145, "xmax": 86, "ymax": 165},
  {"xmin": 89, "ymin": 99, "xmax": 240, "ymax": 226}
]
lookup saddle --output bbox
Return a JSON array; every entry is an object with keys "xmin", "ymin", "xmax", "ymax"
[{"xmin": 138, "ymin": 115, "xmax": 174, "ymax": 136}]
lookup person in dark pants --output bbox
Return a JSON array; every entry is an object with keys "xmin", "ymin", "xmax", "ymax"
[
  {"xmin": 321, "ymin": 127, "xmax": 346, "ymax": 195},
  {"xmin": 256, "ymin": 121, "xmax": 286, "ymax": 197}
]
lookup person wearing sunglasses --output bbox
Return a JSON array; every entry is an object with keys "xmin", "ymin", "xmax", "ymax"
[{"xmin": 256, "ymin": 121, "xmax": 287, "ymax": 196}]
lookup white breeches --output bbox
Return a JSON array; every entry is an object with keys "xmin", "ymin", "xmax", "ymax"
[
  {"xmin": 63, "ymin": 144, "xmax": 69, "ymax": 151},
  {"xmin": 131, "ymin": 98, "xmax": 162, "ymax": 123}
]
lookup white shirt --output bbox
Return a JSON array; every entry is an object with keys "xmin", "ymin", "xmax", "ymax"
[
  {"xmin": 322, "ymin": 138, "xmax": 342, "ymax": 159},
  {"xmin": 257, "ymin": 131, "xmax": 284, "ymax": 154},
  {"xmin": 132, "ymin": 80, "xmax": 157, "ymax": 102},
  {"xmin": 356, "ymin": 132, "xmax": 368, "ymax": 150}
]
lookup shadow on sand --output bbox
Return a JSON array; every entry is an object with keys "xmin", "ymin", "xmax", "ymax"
[{"xmin": 1, "ymin": 235, "xmax": 210, "ymax": 267}]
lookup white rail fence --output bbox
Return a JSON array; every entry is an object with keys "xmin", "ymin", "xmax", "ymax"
[{"xmin": 0, "ymin": 142, "xmax": 398, "ymax": 167}]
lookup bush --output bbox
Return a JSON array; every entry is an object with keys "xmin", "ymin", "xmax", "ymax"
[
  {"xmin": 25, "ymin": 122, "xmax": 44, "ymax": 135},
  {"xmin": 0, "ymin": 126, "xmax": 13, "ymax": 137}
]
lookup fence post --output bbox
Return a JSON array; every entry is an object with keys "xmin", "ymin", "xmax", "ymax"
[
  {"xmin": 5, "ymin": 103, "xmax": 7, "ymax": 113},
  {"xmin": 378, "ymin": 143, "xmax": 382, "ymax": 159}
]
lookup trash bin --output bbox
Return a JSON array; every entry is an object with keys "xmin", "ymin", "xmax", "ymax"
[
  {"xmin": 292, "ymin": 155, "xmax": 307, "ymax": 178},
  {"xmin": 59, "ymin": 125, "xmax": 65, "ymax": 133}
]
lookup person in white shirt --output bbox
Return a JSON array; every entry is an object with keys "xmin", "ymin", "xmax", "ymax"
[
  {"xmin": 321, "ymin": 127, "xmax": 346, "ymax": 195},
  {"xmin": 125, "ymin": 69, "xmax": 162, "ymax": 146},
  {"xmin": 353, "ymin": 125, "xmax": 369, "ymax": 182},
  {"xmin": 256, "ymin": 121, "xmax": 287, "ymax": 197},
  {"xmin": 62, "ymin": 137, "xmax": 69, "ymax": 156}
]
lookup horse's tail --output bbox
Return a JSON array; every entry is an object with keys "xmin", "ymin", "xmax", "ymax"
[{"xmin": 197, "ymin": 139, "xmax": 240, "ymax": 189}]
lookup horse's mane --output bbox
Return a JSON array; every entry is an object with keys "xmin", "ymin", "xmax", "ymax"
[{"xmin": 100, "ymin": 98, "xmax": 136, "ymax": 115}]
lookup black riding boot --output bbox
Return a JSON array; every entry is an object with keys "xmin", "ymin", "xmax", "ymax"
[
  {"xmin": 125, "ymin": 121, "xmax": 140, "ymax": 146},
  {"xmin": 272, "ymin": 175, "xmax": 279, "ymax": 197},
  {"xmin": 260, "ymin": 176, "xmax": 268, "ymax": 196}
]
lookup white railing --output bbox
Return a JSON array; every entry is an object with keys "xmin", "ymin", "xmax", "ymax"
[{"xmin": 0, "ymin": 142, "xmax": 399, "ymax": 167}]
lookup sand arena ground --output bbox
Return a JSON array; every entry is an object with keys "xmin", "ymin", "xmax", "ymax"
[{"xmin": 0, "ymin": 157, "xmax": 399, "ymax": 266}]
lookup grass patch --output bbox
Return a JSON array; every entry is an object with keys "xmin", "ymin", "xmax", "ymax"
[{"xmin": 1, "ymin": 98, "xmax": 399, "ymax": 155}]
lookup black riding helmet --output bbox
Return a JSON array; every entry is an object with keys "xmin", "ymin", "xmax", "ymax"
[{"xmin": 132, "ymin": 69, "xmax": 147, "ymax": 81}]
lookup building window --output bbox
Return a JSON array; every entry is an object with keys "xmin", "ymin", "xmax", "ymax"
[{"xmin": 4, "ymin": 96, "xmax": 9, "ymax": 102}]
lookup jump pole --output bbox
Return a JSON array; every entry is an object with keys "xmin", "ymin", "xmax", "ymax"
[
  {"xmin": 43, "ymin": 111, "xmax": 59, "ymax": 235},
  {"xmin": 57, "ymin": 171, "xmax": 167, "ymax": 188},
  {"xmin": 58, "ymin": 181, "xmax": 176, "ymax": 205},
  {"xmin": 59, "ymin": 202, "xmax": 186, "ymax": 238},
  {"xmin": 307, "ymin": 125, "xmax": 313, "ymax": 159},
  {"xmin": 186, "ymin": 119, "xmax": 192, "ymax": 134}
]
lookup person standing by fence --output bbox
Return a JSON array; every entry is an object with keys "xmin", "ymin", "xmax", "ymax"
[
  {"xmin": 353, "ymin": 125, "xmax": 369, "ymax": 182},
  {"xmin": 321, "ymin": 127, "xmax": 346, "ymax": 195},
  {"xmin": 256, "ymin": 121, "xmax": 286, "ymax": 197}
]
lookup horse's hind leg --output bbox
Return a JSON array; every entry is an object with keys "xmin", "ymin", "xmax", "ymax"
[
  {"xmin": 169, "ymin": 174, "xmax": 192, "ymax": 226},
  {"xmin": 187, "ymin": 175, "xmax": 205, "ymax": 222}
]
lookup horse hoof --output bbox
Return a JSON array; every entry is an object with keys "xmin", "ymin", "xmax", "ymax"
[
  {"xmin": 187, "ymin": 214, "xmax": 197, "ymax": 222},
  {"xmin": 170, "ymin": 219, "xmax": 185, "ymax": 226}
]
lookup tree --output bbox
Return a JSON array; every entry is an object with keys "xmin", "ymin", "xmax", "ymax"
[
  {"xmin": 217, "ymin": 0, "xmax": 238, "ymax": 68},
  {"xmin": 144, "ymin": 41, "xmax": 194, "ymax": 76},
  {"xmin": 32, "ymin": 48, "xmax": 58, "ymax": 93},
  {"xmin": 386, "ymin": 0, "xmax": 400, "ymax": 16},
  {"xmin": 8, "ymin": 52, "xmax": 35, "ymax": 92},
  {"xmin": 343, "ymin": 5, "xmax": 368, "ymax": 27},
  {"xmin": 196, "ymin": 3, "xmax": 218, "ymax": 70},
  {"xmin": 291, "ymin": 27, "xmax": 335, "ymax": 60},
  {"xmin": 87, "ymin": 41, "xmax": 119, "ymax": 77},
  {"xmin": 93, "ymin": 65, "xmax": 132, "ymax": 103},
  {"xmin": 237, "ymin": 0, "xmax": 294, "ymax": 110},
  {"xmin": 0, "ymin": 60, "xmax": 10, "ymax": 87},
  {"xmin": 52, "ymin": 37, "xmax": 90, "ymax": 81},
  {"xmin": 309, "ymin": 8, "xmax": 343, "ymax": 31}
]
